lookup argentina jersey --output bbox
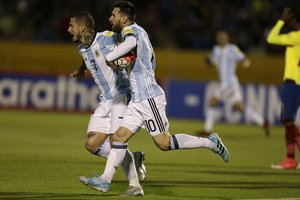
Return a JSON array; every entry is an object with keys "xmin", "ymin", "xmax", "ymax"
[
  {"xmin": 120, "ymin": 23, "xmax": 164, "ymax": 102},
  {"xmin": 210, "ymin": 43, "xmax": 245, "ymax": 86},
  {"xmin": 78, "ymin": 31, "xmax": 130, "ymax": 102}
]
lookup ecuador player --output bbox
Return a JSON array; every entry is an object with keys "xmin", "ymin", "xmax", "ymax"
[{"xmin": 267, "ymin": 6, "xmax": 300, "ymax": 169}]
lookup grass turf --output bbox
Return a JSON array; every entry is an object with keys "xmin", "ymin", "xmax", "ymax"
[{"xmin": 0, "ymin": 110, "xmax": 299, "ymax": 200}]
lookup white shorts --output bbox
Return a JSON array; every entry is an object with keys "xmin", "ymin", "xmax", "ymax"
[
  {"xmin": 87, "ymin": 93, "xmax": 129, "ymax": 135},
  {"xmin": 120, "ymin": 95, "xmax": 169, "ymax": 137},
  {"xmin": 213, "ymin": 83, "xmax": 242, "ymax": 104}
]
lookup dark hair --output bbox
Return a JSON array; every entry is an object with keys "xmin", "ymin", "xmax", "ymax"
[
  {"xmin": 282, "ymin": 0, "xmax": 300, "ymax": 22},
  {"xmin": 114, "ymin": 1, "xmax": 136, "ymax": 21},
  {"xmin": 71, "ymin": 11, "xmax": 95, "ymax": 29},
  {"xmin": 291, "ymin": 2, "xmax": 300, "ymax": 22}
]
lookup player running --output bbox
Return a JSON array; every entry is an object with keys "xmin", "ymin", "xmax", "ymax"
[
  {"xmin": 197, "ymin": 30, "xmax": 269, "ymax": 137},
  {"xmin": 67, "ymin": 11, "xmax": 146, "ymax": 195},
  {"xmin": 78, "ymin": 1, "xmax": 229, "ymax": 195}
]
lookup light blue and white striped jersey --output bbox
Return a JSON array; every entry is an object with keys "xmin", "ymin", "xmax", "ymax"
[
  {"xmin": 120, "ymin": 23, "xmax": 164, "ymax": 102},
  {"xmin": 78, "ymin": 31, "xmax": 130, "ymax": 102},
  {"xmin": 210, "ymin": 43, "xmax": 245, "ymax": 87}
]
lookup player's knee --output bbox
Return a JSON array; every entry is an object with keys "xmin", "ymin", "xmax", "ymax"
[
  {"xmin": 233, "ymin": 103, "xmax": 244, "ymax": 112},
  {"xmin": 85, "ymin": 132, "xmax": 105, "ymax": 154},
  {"xmin": 209, "ymin": 97, "xmax": 219, "ymax": 107}
]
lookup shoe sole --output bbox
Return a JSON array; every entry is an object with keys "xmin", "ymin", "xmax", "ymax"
[
  {"xmin": 120, "ymin": 191, "xmax": 144, "ymax": 196},
  {"xmin": 79, "ymin": 177, "xmax": 110, "ymax": 193},
  {"xmin": 120, "ymin": 189, "xmax": 144, "ymax": 196},
  {"xmin": 271, "ymin": 164, "xmax": 296, "ymax": 170}
]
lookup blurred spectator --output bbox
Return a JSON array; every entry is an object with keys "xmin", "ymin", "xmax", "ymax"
[{"xmin": 0, "ymin": 0, "xmax": 293, "ymax": 52}]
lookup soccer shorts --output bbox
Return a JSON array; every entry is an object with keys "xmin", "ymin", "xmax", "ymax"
[
  {"xmin": 120, "ymin": 95, "xmax": 170, "ymax": 137},
  {"xmin": 213, "ymin": 82, "xmax": 242, "ymax": 104},
  {"xmin": 87, "ymin": 93, "xmax": 129, "ymax": 134},
  {"xmin": 281, "ymin": 80, "xmax": 300, "ymax": 120}
]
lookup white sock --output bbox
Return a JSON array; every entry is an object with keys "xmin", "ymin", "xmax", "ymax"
[
  {"xmin": 101, "ymin": 142, "xmax": 127, "ymax": 183},
  {"xmin": 94, "ymin": 141, "xmax": 111, "ymax": 158},
  {"xmin": 245, "ymin": 106, "xmax": 263, "ymax": 125},
  {"xmin": 122, "ymin": 150, "xmax": 141, "ymax": 187},
  {"xmin": 204, "ymin": 107, "xmax": 218, "ymax": 132},
  {"xmin": 170, "ymin": 134, "xmax": 213, "ymax": 150}
]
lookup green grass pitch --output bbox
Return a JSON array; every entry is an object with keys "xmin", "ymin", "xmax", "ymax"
[{"xmin": 0, "ymin": 110, "xmax": 299, "ymax": 200}]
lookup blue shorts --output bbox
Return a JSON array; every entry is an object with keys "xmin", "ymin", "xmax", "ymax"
[{"xmin": 281, "ymin": 80, "xmax": 300, "ymax": 120}]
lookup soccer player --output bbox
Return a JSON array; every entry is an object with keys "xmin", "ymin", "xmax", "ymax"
[
  {"xmin": 67, "ymin": 12, "xmax": 146, "ymax": 195},
  {"xmin": 78, "ymin": 1, "xmax": 229, "ymax": 194},
  {"xmin": 197, "ymin": 30, "xmax": 269, "ymax": 137},
  {"xmin": 267, "ymin": 6, "xmax": 300, "ymax": 170}
]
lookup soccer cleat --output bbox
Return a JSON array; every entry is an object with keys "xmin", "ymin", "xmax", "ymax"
[
  {"xmin": 196, "ymin": 129, "xmax": 211, "ymax": 137},
  {"xmin": 271, "ymin": 158, "xmax": 297, "ymax": 169},
  {"xmin": 207, "ymin": 133, "xmax": 229, "ymax": 163},
  {"xmin": 133, "ymin": 151, "xmax": 147, "ymax": 181},
  {"xmin": 79, "ymin": 175, "xmax": 111, "ymax": 193},
  {"xmin": 120, "ymin": 186, "xmax": 144, "ymax": 196},
  {"xmin": 263, "ymin": 118, "xmax": 270, "ymax": 137}
]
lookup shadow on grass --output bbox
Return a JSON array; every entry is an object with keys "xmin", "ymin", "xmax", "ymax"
[
  {"xmin": 148, "ymin": 162, "xmax": 300, "ymax": 176},
  {"xmin": 0, "ymin": 192, "xmax": 233, "ymax": 200},
  {"xmin": 142, "ymin": 180, "xmax": 300, "ymax": 189},
  {"xmin": 0, "ymin": 192, "xmax": 114, "ymax": 200}
]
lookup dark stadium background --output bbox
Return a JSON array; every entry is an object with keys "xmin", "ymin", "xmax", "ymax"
[
  {"xmin": 0, "ymin": 0, "xmax": 292, "ymax": 51},
  {"xmin": 0, "ymin": 0, "xmax": 297, "ymax": 120},
  {"xmin": 1, "ymin": 1, "xmax": 300, "ymax": 199}
]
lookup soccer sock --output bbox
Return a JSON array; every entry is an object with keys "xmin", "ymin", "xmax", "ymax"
[
  {"xmin": 101, "ymin": 142, "xmax": 128, "ymax": 183},
  {"xmin": 121, "ymin": 150, "xmax": 140, "ymax": 187},
  {"xmin": 93, "ymin": 141, "xmax": 111, "ymax": 158},
  {"xmin": 284, "ymin": 124, "xmax": 296, "ymax": 159},
  {"xmin": 204, "ymin": 107, "xmax": 218, "ymax": 132},
  {"xmin": 245, "ymin": 106, "xmax": 264, "ymax": 125},
  {"xmin": 170, "ymin": 134, "xmax": 213, "ymax": 150}
]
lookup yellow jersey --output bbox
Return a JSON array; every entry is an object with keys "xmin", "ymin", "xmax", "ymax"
[{"xmin": 267, "ymin": 20, "xmax": 300, "ymax": 85}]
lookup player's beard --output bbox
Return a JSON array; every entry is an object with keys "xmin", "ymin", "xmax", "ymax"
[
  {"xmin": 111, "ymin": 22, "xmax": 122, "ymax": 33},
  {"xmin": 72, "ymin": 32, "xmax": 81, "ymax": 43}
]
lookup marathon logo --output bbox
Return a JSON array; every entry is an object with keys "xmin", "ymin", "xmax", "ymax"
[{"xmin": 0, "ymin": 75, "xmax": 98, "ymax": 111}]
